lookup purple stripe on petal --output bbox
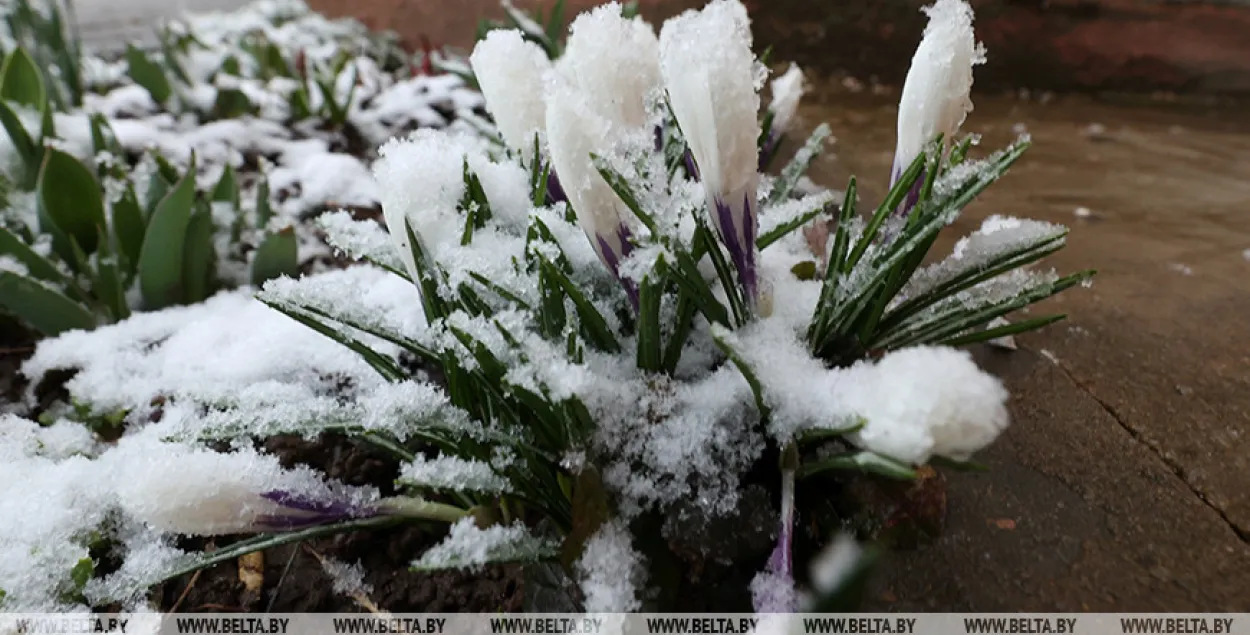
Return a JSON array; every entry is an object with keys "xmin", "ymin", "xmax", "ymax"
[
  {"xmin": 545, "ymin": 168, "xmax": 568, "ymax": 206},
  {"xmin": 259, "ymin": 490, "xmax": 375, "ymax": 526},
  {"xmin": 653, "ymin": 125, "xmax": 664, "ymax": 153},
  {"xmin": 596, "ymin": 225, "xmax": 639, "ymax": 309},
  {"xmin": 683, "ymin": 149, "xmax": 700, "ymax": 181},
  {"xmin": 713, "ymin": 195, "xmax": 758, "ymax": 304}
]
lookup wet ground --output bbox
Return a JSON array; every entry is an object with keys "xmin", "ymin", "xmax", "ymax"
[{"xmin": 794, "ymin": 87, "xmax": 1250, "ymax": 610}]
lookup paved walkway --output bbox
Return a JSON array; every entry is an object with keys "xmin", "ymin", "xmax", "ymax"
[
  {"xmin": 68, "ymin": 0, "xmax": 248, "ymax": 50},
  {"xmin": 801, "ymin": 89, "xmax": 1250, "ymax": 611}
]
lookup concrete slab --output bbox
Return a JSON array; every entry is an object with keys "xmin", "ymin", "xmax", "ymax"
[{"xmin": 66, "ymin": 0, "xmax": 249, "ymax": 51}]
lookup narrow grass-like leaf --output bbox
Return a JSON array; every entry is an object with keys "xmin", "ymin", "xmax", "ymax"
[
  {"xmin": 0, "ymin": 271, "xmax": 94, "ymax": 335},
  {"xmin": 757, "ymin": 200, "xmax": 827, "ymax": 250},
  {"xmin": 696, "ymin": 224, "xmax": 746, "ymax": 326},
  {"xmin": 710, "ymin": 324, "xmax": 770, "ymax": 420},
  {"xmin": 662, "ymin": 289, "xmax": 696, "ymax": 373},
  {"xmin": 212, "ymin": 88, "xmax": 254, "ymax": 119},
  {"xmin": 878, "ymin": 230, "xmax": 1068, "ymax": 333},
  {"xmin": 469, "ymin": 271, "xmax": 531, "ymax": 310},
  {"xmin": 798, "ymin": 451, "xmax": 917, "ymax": 480},
  {"xmin": 940, "ymin": 313, "xmax": 1067, "ymax": 348},
  {"xmin": 766, "ymin": 123, "xmax": 831, "ymax": 205},
  {"xmin": 635, "ymin": 261, "xmax": 665, "ymax": 372},
  {"xmin": 261, "ymin": 298, "xmax": 406, "ymax": 381},
  {"xmin": 539, "ymin": 258, "xmax": 620, "ymax": 353},
  {"xmin": 592, "ymin": 155, "xmax": 656, "ymax": 234},
  {"xmin": 844, "ymin": 150, "xmax": 926, "ymax": 272},
  {"xmin": 882, "ymin": 270, "xmax": 1093, "ymax": 350},
  {"xmin": 404, "ymin": 219, "xmax": 449, "ymax": 322}
]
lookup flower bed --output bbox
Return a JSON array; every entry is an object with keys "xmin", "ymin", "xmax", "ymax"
[{"xmin": 0, "ymin": 0, "xmax": 1090, "ymax": 614}]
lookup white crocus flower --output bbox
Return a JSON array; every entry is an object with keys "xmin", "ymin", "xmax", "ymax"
[
  {"xmin": 768, "ymin": 63, "xmax": 805, "ymax": 138},
  {"xmin": 892, "ymin": 0, "xmax": 984, "ymax": 186},
  {"xmin": 545, "ymin": 75, "xmax": 638, "ymax": 303},
  {"xmin": 836, "ymin": 346, "xmax": 1009, "ymax": 465},
  {"xmin": 469, "ymin": 29, "xmax": 553, "ymax": 153},
  {"xmin": 660, "ymin": 0, "xmax": 762, "ymax": 303},
  {"xmin": 557, "ymin": 3, "xmax": 662, "ymax": 130},
  {"xmin": 113, "ymin": 442, "xmax": 379, "ymax": 536}
]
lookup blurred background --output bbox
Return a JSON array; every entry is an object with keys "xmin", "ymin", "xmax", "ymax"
[{"xmin": 79, "ymin": 0, "xmax": 1250, "ymax": 96}]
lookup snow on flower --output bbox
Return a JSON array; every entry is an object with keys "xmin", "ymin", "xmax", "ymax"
[
  {"xmin": 470, "ymin": 29, "xmax": 553, "ymax": 153},
  {"xmin": 545, "ymin": 75, "xmax": 639, "ymax": 302},
  {"xmin": 111, "ymin": 440, "xmax": 380, "ymax": 536},
  {"xmin": 892, "ymin": 0, "xmax": 984, "ymax": 188},
  {"xmin": 660, "ymin": 0, "xmax": 763, "ymax": 303},
  {"xmin": 556, "ymin": 4, "xmax": 662, "ymax": 130}
]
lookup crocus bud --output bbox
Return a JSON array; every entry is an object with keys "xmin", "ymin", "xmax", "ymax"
[
  {"xmin": 470, "ymin": 29, "xmax": 553, "ymax": 153},
  {"xmin": 891, "ymin": 0, "xmax": 983, "ymax": 189},
  {"xmin": 556, "ymin": 3, "xmax": 662, "ymax": 129},
  {"xmin": 114, "ymin": 443, "xmax": 379, "ymax": 536},
  {"xmin": 759, "ymin": 63, "xmax": 805, "ymax": 170},
  {"xmin": 544, "ymin": 76, "xmax": 638, "ymax": 305},
  {"xmin": 660, "ymin": 0, "xmax": 762, "ymax": 304}
]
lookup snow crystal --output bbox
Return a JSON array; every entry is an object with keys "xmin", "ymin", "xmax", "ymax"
[
  {"xmin": 399, "ymin": 454, "xmax": 511, "ymax": 494},
  {"xmin": 316, "ymin": 210, "xmax": 406, "ymax": 271},
  {"xmin": 412, "ymin": 517, "xmax": 556, "ymax": 571},
  {"xmin": 319, "ymin": 557, "xmax": 373, "ymax": 597},
  {"xmin": 575, "ymin": 520, "xmax": 644, "ymax": 612}
]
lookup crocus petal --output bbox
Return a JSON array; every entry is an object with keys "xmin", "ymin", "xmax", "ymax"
[
  {"xmin": 113, "ymin": 442, "xmax": 379, "ymax": 536},
  {"xmin": 469, "ymin": 29, "xmax": 553, "ymax": 153},
  {"xmin": 544, "ymin": 75, "xmax": 637, "ymax": 301},
  {"xmin": 660, "ymin": 0, "xmax": 762, "ymax": 304},
  {"xmin": 557, "ymin": 3, "xmax": 662, "ymax": 129},
  {"xmin": 891, "ymin": 0, "xmax": 984, "ymax": 185}
]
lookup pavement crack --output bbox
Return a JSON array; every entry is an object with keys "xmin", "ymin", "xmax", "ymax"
[{"xmin": 1036, "ymin": 349, "xmax": 1250, "ymax": 544}]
